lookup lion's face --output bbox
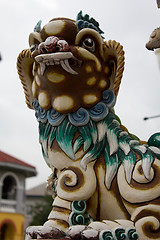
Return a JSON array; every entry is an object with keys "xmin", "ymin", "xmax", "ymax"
[
  {"xmin": 29, "ymin": 18, "xmax": 118, "ymax": 113},
  {"xmin": 17, "ymin": 17, "xmax": 124, "ymax": 113}
]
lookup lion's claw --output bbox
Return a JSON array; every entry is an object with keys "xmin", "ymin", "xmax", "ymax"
[
  {"xmin": 67, "ymin": 225, "xmax": 99, "ymax": 240},
  {"xmin": 25, "ymin": 225, "xmax": 66, "ymax": 239}
]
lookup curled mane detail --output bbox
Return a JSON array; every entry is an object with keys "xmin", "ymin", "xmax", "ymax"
[
  {"xmin": 105, "ymin": 40, "xmax": 125, "ymax": 96},
  {"xmin": 38, "ymin": 108, "xmax": 160, "ymax": 189}
]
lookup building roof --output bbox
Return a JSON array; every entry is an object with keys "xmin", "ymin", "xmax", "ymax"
[
  {"xmin": 26, "ymin": 182, "xmax": 48, "ymax": 197},
  {"xmin": 0, "ymin": 150, "xmax": 37, "ymax": 177}
]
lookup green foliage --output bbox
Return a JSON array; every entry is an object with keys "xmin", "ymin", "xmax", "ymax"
[{"xmin": 30, "ymin": 195, "xmax": 53, "ymax": 226}]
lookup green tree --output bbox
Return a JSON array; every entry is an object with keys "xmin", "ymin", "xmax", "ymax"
[{"xmin": 30, "ymin": 195, "xmax": 53, "ymax": 226}]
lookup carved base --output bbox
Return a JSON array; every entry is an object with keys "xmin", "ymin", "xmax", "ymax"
[{"xmin": 32, "ymin": 239, "xmax": 71, "ymax": 240}]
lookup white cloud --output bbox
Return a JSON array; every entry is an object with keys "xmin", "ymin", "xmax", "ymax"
[{"xmin": 34, "ymin": 0, "xmax": 59, "ymax": 12}]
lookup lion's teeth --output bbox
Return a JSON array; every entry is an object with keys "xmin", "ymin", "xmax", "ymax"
[
  {"xmin": 54, "ymin": 60, "xmax": 60, "ymax": 65},
  {"xmin": 36, "ymin": 53, "xmax": 79, "ymax": 75},
  {"xmin": 60, "ymin": 59, "xmax": 78, "ymax": 75},
  {"xmin": 40, "ymin": 62, "xmax": 46, "ymax": 75},
  {"xmin": 46, "ymin": 61, "xmax": 50, "ymax": 66}
]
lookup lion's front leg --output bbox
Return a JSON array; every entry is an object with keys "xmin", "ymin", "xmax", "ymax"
[
  {"xmin": 25, "ymin": 196, "xmax": 70, "ymax": 239},
  {"xmin": 26, "ymin": 163, "xmax": 97, "ymax": 239},
  {"xmin": 45, "ymin": 164, "xmax": 97, "ymax": 235},
  {"xmin": 43, "ymin": 196, "xmax": 72, "ymax": 232}
]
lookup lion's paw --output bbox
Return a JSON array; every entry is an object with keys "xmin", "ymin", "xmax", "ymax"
[
  {"xmin": 67, "ymin": 225, "xmax": 99, "ymax": 240},
  {"xmin": 25, "ymin": 225, "xmax": 66, "ymax": 239},
  {"xmin": 67, "ymin": 220, "xmax": 138, "ymax": 240}
]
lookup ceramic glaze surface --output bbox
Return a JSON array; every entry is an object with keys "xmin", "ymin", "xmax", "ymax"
[{"xmin": 17, "ymin": 11, "xmax": 160, "ymax": 240}]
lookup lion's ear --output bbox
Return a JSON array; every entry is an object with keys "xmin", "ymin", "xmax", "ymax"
[
  {"xmin": 103, "ymin": 40, "xmax": 125, "ymax": 96},
  {"xmin": 29, "ymin": 32, "xmax": 42, "ymax": 47},
  {"xmin": 17, "ymin": 49, "xmax": 34, "ymax": 109}
]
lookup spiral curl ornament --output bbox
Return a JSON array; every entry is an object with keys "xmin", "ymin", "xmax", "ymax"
[
  {"xmin": 114, "ymin": 228, "xmax": 126, "ymax": 240},
  {"xmin": 33, "ymin": 99, "xmax": 39, "ymax": 111},
  {"xmin": 60, "ymin": 169, "xmax": 78, "ymax": 187},
  {"xmin": 99, "ymin": 230, "xmax": 114, "ymax": 240},
  {"xmin": 69, "ymin": 200, "xmax": 92, "ymax": 227},
  {"xmin": 71, "ymin": 200, "xmax": 86, "ymax": 214},
  {"xmin": 56, "ymin": 167, "xmax": 84, "ymax": 197},
  {"xmin": 69, "ymin": 212, "xmax": 85, "ymax": 226},
  {"xmin": 37, "ymin": 106, "xmax": 47, "ymax": 123},
  {"xmin": 33, "ymin": 88, "xmax": 115, "ymax": 126},
  {"xmin": 131, "ymin": 205, "xmax": 160, "ymax": 240},
  {"xmin": 33, "ymin": 99, "xmax": 47, "ymax": 123},
  {"xmin": 102, "ymin": 90, "xmax": 116, "ymax": 108},
  {"xmin": 135, "ymin": 216, "xmax": 160, "ymax": 240},
  {"xmin": 88, "ymin": 102, "xmax": 109, "ymax": 122},
  {"xmin": 127, "ymin": 228, "xmax": 138, "ymax": 240},
  {"xmin": 47, "ymin": 108, "xmax": 66, "ymax": 126},
  {"xmin": 68, "ymin": 107, "xmax": 90, "ymax": 126},
  {"xmin": 117, "ymin": 159, "xmax": 160, "ymax": 203},
  {"xmin": 132, "ymin": 160, "xmax": 154, "ymax": 184}
]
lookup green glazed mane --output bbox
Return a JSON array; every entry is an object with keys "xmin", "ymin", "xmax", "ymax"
[{"xmin": 39, "ymin": 109, "xmax": 158, "ymax": 189}]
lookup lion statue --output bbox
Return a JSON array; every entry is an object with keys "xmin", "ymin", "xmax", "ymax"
[{"xmin": 17, "ymin": 11, "xmax": 160, "ymax": 240}]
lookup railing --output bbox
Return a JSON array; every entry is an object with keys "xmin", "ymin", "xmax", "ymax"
[{"xmin": 0, "ymin": 199, "xmax": 17, "ymax": 213}]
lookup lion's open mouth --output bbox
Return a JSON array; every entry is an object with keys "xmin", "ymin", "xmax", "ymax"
[{"xmin": 35, "ymin": 52, "xmax": 81, "ymax": 75}]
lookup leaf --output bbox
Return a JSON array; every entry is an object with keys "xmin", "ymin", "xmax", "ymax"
[
  {"xmin": 42, "ymin": 122, "xmax": 52, "ymax": 157},
  {"xmin": 104, "ymin": 143, "xmax": 120, "ymax": 189},
  {"xmin": 56, "ymin": 117, "xmax": 77, "ymax": 159},
  {"xmin": 142, "ymin": 149, "xmax": 154, "ymax": 180},
  {"xmin": 122, "ymin": 150, "xmax": 136, "ymax": 184},
  {"xmin": 48, "ymin": 126, "xmax": 57, "ymax": 149},
  {"xmin": 39, "ymin": 122, "xmax": 46, "ymax": 144},
  {"xmin": 73, "ymin": 136, "xmax": 83, "ymax": 153},
  {"xmin": 80, "ymin": 138, "xmax": 106, "ymax": 170},
  {"xmin": 88, "ymin": 120, "xmax": 98, "ymax": 144},
  {"xmin": 78, "ymin": 125, "xmax": 92, "ymax": 152}
]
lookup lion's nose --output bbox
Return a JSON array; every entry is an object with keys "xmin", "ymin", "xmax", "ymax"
[{"xmin": 38, "ymin": 36, "xmax": 70, "ymax": 54}]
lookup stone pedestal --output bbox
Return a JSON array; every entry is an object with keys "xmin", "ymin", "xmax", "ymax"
[{"xmin": 32, "ymin": 239, "xmax": 71, "ymax": 240}]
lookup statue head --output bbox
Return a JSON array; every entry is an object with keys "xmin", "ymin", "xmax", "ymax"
[{"xmin": 17, "ymin": 11, "xmax": 124, "ymax": 114}]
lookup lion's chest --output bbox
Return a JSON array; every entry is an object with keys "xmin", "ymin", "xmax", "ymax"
[
  {"xmin": 47, "ymin": 143, "xmax": 129, "ymax": 221},
  {"xmin": 47, "ymin": 140, "xmax": 84, "ymax": 170}
]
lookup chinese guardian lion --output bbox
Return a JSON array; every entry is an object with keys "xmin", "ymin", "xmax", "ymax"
[{"xmin": 17, "ymin": 11, "xmax": 160, "ymax": 240}]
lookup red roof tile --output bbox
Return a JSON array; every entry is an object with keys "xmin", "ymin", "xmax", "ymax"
[{"xmin": 0, "ymin": 150, "xmax": 36, "ymax": 169}]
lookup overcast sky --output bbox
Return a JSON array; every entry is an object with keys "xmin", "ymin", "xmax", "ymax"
[{"xmin": 0, "ymin": 0, "xmax": 160, "ymax": 189}]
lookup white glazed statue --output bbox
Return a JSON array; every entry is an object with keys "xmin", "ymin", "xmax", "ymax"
[{"xmin": 17, "ymin": 11, "xmax": 160, "ymax": 240}]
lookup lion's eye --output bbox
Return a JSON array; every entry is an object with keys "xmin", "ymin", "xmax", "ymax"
[{"xmin": 82, "ymin": 38, "xmax": 95, "ymax": 52}]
